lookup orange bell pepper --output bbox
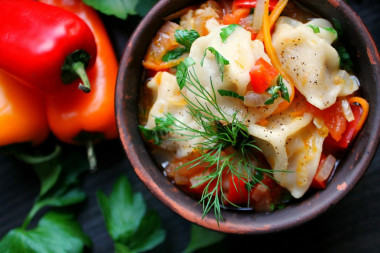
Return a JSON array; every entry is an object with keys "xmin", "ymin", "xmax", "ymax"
[
  {"xmin": 40, "ymin": 0, "xmax": 118, "ymax": 145},
  {"xmin": 0, "ymin": 71, "xmax": 49, "ymax": 147}
]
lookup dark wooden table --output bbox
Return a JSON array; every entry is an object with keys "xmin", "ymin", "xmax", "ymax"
[{"xmin": 1, "ymin": 1, "xmax": 379, "ymax": 252}]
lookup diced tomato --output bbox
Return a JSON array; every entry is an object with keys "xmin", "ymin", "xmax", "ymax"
[
  {"xmin": 224, "ymin": 174, "xmax": 249, "ymax": 206},
  {"xmin": 311, "ymin": 154, "xmax": 336, "ymax": 189},
  {"xmin": 308, "ymin": 100, "xmax": 347, "ymax": 142},
  {"xmin": 233, "ymin": 0, "xmax": 279, "ymax": 11},
  {"xmin": 249, "ymin": 57, "xmax": 279, "ymax": 94}
]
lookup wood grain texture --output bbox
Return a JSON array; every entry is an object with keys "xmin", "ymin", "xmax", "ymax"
[{"xmin": 0, "ymin": 0, "xmax": 379, "ymax": 252}]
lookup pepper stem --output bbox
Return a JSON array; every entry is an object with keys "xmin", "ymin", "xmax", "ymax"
[
  {"xmin": 72, "ymin": 61, "xmax": 91, "ymax": 93},
  {"xmin": 61, "ymin": 49, "xmax": 92, "ymax": 93},
  {"xmin": 87, "ymin": 141, "xmax": 97, "ymax": 172}
]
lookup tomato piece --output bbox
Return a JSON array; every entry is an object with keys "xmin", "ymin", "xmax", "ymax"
[
  {"xmin": 308, "ymin": 100, "xmax": 347, "ymax": 142},
  {"xmin": 233, "ymin": 0, "xmax": 279, "ymax": 11},
  {"xmin": 224, "ymin": 174, "xmax": 249, "ymax": 206},
  {"xmin": 249, "ymin": 57, "xmax": 279, "ymax": 94}
]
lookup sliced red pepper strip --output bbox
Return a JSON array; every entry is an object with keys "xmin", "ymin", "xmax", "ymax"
[
  {"xmin": 233, "ymin": 0, "xmax": 279, "ymax": 11},
  {"xmin": 0, "ymin": 0, "xmax": 97, "ymax": 93}
]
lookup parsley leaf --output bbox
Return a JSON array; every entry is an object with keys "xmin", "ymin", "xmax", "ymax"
[
  {"xmin": 97, "ymin": 176, "xmax": 166, "ymax": 253},
  {"xmin": 14, "ymin": 147, "xmax": 88, "ymax": 229},
  {"xmin": 201, "ymin": 47, "xmax": 229, "ymax": 81},
  {"xmin": 337, "ymin": 46, "xmax": 353, "ymax": 72},
  {"xmin": 162, "ymin": 47, "xmax": 188, "ymax": 62},
  {"xmin": 307, "ymin": 24, "xmax": 320, "ymax": 33},
  {"xmin": 162, "ymin": 30, "xmax": 200, "ymax": 62},
  {"xmin": 175, "ymin": 29, "xmax": 200, "ymax": 51},
  {"xmin": 220, "ymin": 24, "xmax": 240, "ymax": 43},
  {"xmin": 82, "ymin": 0, "xmax": 157, "ymax": 20},
  {"xmin": 323, "ymin": 27, "xmax": 338, "ymax": 37},
  {"xmin": 139, "ymin": 115, "xmax": 175, "ymax": 145},
  {"xmin": 218, "ymin": 89, "xmax": 244, "ymax": 101},
  {"xmin": 177, "ymin": 57, "xmax": 196, "ymax": 89},
  {"xmin": 0, "ymin": 212, "xmax": 91, "ymax": 253},
  {"xmin": 183, "ymin": 225, "xmax": 226, "ymax": 253},
  {"xmin": 264, "ymin": 75, "xmax": 290, "ymax": 105}
]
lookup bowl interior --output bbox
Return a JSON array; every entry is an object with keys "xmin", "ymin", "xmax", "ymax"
[{"xmin": 116, "ymin": 0, "xmax": 380, "ymax": 233}]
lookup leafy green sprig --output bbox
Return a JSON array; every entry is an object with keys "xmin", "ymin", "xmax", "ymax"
[
  {"xmin": 140, "ymin": 54, "xmax": 276, "ymax": 222},
  {"xmin": 162, "ymin": 29, "xmax": 200, "ymax": 62}
]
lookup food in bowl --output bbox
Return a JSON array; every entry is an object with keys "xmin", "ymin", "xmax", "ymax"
[{"xmin": 138, "ymin": 0, "xmax": 369, "ymax": 222}]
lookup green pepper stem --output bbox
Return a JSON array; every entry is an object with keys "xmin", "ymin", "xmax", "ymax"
[
  {"xmin": 72, "ymin": 62, "xmax": 91, "ymax": 93},
  {"xmin": 86, "ymin": 142, "xmax": 97, "ymax": 172}
]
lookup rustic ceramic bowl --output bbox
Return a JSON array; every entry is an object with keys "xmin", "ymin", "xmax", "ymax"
[{"xmin": 116, "ymin": 0, "xmax": 380, "ymax": 233}]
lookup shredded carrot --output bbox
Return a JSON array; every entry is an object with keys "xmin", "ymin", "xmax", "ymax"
[
  {"xmin": 262, "ymin": 0, "xmax": 294, "ymax": 114},
  {"xmin": 348, "ymin": 97, "xmax": 369, "ymax": 136},
  {"xmin": 256, "ymin": 0, "xmax": 288, "ymax": 42}
]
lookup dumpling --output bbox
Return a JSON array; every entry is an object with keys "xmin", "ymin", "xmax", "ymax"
[
  {"xmin": 248, "ymin": 107, "xmax": 328, "ymax": 198},
  {"xmin": 187, "ymin": 25, "xmax": 285, "ymax": 124},
  {"xmin": 272, "ymin": 17, "xmax": 359, "ymax": 110},
  {"xmin": 144, "ymin": 71, "xmax": 205, "ymax": 158}
]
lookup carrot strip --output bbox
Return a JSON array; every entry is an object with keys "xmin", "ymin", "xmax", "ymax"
[
  {"xmin": 256, "ymin": 0, "xmax": 288, "ymax": 41},
  {"xmin": 262, "ymin": 0, "xmax": 294, "ymax": 114},
  {"xmin": 348, "ymin": 97, "xmax": 369, "ymax": 136}
]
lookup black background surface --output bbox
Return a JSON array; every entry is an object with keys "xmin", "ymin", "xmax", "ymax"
[{"xmin": 1, "ymin": 0, "xmax": 380, "ymax": 252}]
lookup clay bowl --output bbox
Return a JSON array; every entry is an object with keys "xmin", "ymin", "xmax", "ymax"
[{"xmin": 116, "ymin": 0, "xmax": 380, "ymax": 233}]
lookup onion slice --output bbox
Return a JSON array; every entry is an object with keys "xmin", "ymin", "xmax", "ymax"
[
  {"xmin": 341, "ymin": 99, "xmax": 354, "ymax": 122},
  {"xmin": 252, "ymin": 0, "xmax": 266, "ymax": 32},
  {"xmin": 244, "ymin": 91, "xmax": 270, "ymax": 107},
  {"xmin": 314, "ymin": 154, "xmax": 336, "ymax": 187}
]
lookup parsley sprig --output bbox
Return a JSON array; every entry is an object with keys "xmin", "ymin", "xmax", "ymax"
[
  {"xmin": 162, "ymin": 29, "xmax": 200, "ymax": 62},
  {"xmin": 264, "ymin": 75, "xmax": 290, "ymax": 105}
]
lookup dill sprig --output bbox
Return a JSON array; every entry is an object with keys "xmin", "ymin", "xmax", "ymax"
[{"xmin": 141, "ymin": 56, "xmax": 275, "ymax": 223}]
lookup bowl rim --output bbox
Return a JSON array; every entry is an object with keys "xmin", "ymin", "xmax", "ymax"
[{"xmin": 116, "ymin": 0, "xmax": 380, "ymax": 234}]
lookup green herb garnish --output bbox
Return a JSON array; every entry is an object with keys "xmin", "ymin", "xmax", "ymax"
[
  {"xmin": 323, "ymin": 27, "xmax": 338, "ymax": 36},
  {"xmin": 218, "ymin": 89, "xmax": 244, "ymax": 101},
  {"xmin": 139, "ymin": 116, "xmax": 174, "ymax": 145},
  {"xmin": 220, "ymin": 24, "xmax": 240, "ymax": 43},
  {"xmin": 97, "ymin": 176, "xmax": 166, "ymax": 253},
  {"xmin": 337, "ymin": 46, "xmax": 353, "ymax": 72},
  {"xmin": 264, "ymin": 75, "xmax": 290, "ymax": 105},
  {"xmin": 308, "ymin": 24, "xmax": 320, "ymax": 33},
  {"xmin": 143, "ymin": 57, "xmax": 276, "ymax": 222},
  {"xmin": 162, "ymin": 29, "xmax": 200, "ymax": 62},
  {"xmin": 201, "ymin": 47, "xmax": 230, "ymax": 81},
  {"xmin": 162, "ymin": 47, "xmax": 188, "ymax": 62},
  {"xmin": 175, "ymin": 29, "xmax": 200, "ymax": 51}
]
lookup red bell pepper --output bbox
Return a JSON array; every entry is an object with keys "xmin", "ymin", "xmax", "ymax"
[
  {"xmin": 249, "ymin": 57, "xmax": 279, "ymax": 93},
  {"xmin": 0, "ymin": 0, "xmax": 97, "ymax": 93},
  {"xmin": 233, "ymin": 0, "xmax": 279, "ymax": 11}
]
